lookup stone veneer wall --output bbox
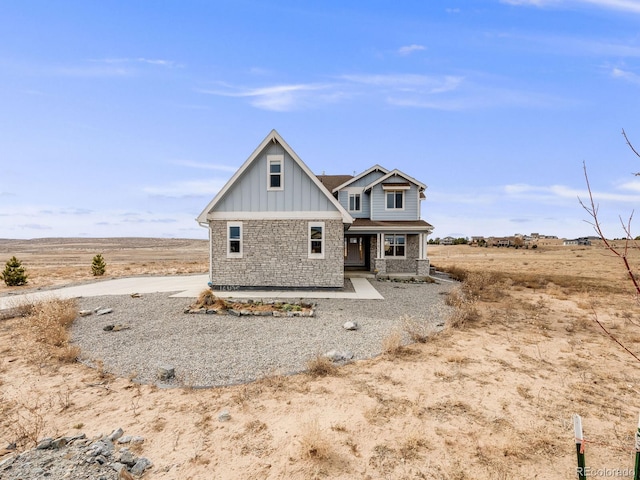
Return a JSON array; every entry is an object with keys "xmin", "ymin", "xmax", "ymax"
[
  {"xmin": 385, "ymin": 234, "xmax": 421, "ymax": 273},
  {"xmin": 209, "ymin": 218, "xmax": 344, "ymax": 288},
  {"xmin": 370, "ymin": 235, "xmax": 378, "ymax": 272}
]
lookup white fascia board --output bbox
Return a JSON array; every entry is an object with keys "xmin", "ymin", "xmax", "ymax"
[
  {"xmin": 275, "ymin": 132, "xmax": 353, "ymax": 224},
  {"xmin": 363, "ymin": 169, "xmax": 427, "ymax": 192},
  {"xmin": 196, "ymin": 130, "xmax": 279, "ymax": 223},
  {"xmin": 208, "ymin": 210, "xmax": 345, "ymax": 220},
  {"xmin": 331, "ymin": 164, "xmax": 390, "ymax": 193},
  {"xmin": 198, "ymin": 129, "xmax": 353, "ymax": 225}
]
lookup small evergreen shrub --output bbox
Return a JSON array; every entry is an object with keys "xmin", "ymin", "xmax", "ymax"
[
  {"xmin": 1, "ymin": 256, "xmax": 28, "ymax": 286},
  {"xmin": 91, "ymin": 254, "xmax": 106, "ymax": 276}
]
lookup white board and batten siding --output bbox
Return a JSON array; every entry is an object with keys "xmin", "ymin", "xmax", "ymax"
[{"xmin": 213, "ymin": 143, "xmax": 337, "ymax": 215}]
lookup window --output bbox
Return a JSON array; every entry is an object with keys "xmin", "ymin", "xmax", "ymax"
[
  {"xmin": 386, "ymin": 190, "xmax": 404, "ymax": 210},
  {"xmin": 227, "ymin": 222, "xmax": 242, "ymax": 258},
  {"xmin": 348, "ymin": 193, "xmax": 361, "ymax": 212},
  {"xmin": 267, "ymin": 155, "xmax": 283, "ymax": 190},
  {"xmin": 309, "ymin": 222, "xmax": 324, "ymax": 258},
  {"xmin": 384, "ymin": 234, "xmax": 405, "ymax": 258}
]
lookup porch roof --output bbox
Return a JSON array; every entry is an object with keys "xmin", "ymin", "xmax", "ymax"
[{"xmin": 347, "ymin": 218, "xmax": 433, "ymax": 234}]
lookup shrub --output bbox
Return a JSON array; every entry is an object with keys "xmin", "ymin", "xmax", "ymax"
[
  {"xmin": 1, "ymin": 256, "xmax": 28, "ymax": 286},
  {"xmin": 306, "ymin": 354, "xmax": 338, "ymax": 377},
  {"xmin": 382, "ymin": 329, "xmax": 405, "ymax": 357},
  {"xmin": 24, "ymin": 297, "xmax": 80, "ymax": 363},
  {"xmin": 401, "ymin": 314, "xmax": 436, "ymax": 343},
  {"xmin": 91, "ymin": 254, "xmax": 106, "ymax": 276},
  {"xmin": 299, "ymin": 419, "xmax": 333, "ymax": 461}
]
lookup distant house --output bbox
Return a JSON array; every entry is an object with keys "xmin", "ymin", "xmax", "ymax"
[
  {"xmin": 197, "ymin": 130, "xmax": 434, "ymax": 289},
  {"xmin": 440, "ymin": 236, "xmax": 455, "ymax": 245},
  {"xmin": 563, "ymin": 237, "xmax": 592, "ymax": 246}
]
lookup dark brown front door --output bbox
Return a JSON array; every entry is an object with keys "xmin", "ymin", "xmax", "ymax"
[{"xmin": 345, "ymin": 236, "xmax": 366, "ymax": 267}]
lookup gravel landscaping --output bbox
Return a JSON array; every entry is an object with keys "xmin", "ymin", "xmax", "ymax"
[{"xmin": 71, "ymin": 279, "xmax": 454, "ymax": 387}]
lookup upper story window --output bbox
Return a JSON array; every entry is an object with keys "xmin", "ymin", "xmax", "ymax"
[
  {"xmin": 349, "ymin": 193, "xmax": 361, "ymax": 212},
  {"xmin": 227, "ymin": 221, "xmax": 243, "ymax": 258},
  {"xmin": 267, "ymin": 155, "xmax": 284, "ymax": 191},
  {"xmin": 386, "ymin": 190, "xmax": 404, "ymax": 210},
  {"xmin": 309, "ymin": 222, "xmax": 325, "ymax": 259}
]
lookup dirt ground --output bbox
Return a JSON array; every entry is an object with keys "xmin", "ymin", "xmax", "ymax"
[{"xmin": 2, "ymin": 239, "xmax": 640, "ymax": 479}]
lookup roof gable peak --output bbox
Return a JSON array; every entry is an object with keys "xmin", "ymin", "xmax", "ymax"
[{"xmin": 331, "ymin": 164, "xmax": 390, "ymax": 193}]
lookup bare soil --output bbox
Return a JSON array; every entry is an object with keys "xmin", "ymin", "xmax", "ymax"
[{"xmin": 2, "ymin": 239, "xmax": 640, "ymax": 479}]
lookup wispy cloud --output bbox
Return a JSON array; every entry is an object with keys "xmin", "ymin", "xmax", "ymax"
[
  {"xmin": 199, "ymin": 71, "xmax": 566, "ymax": 111},
  {"xmin": 611, "ymin": 67, "xmax": 640, "ymax": 84},
  {"xmin": 505, "ymin": 182, "xmax": 640, "ymax": 202},
  {"xmin": 197, "ymin": 82, "xmax": 338, "ymax": 111},
  {"xmin": 340, "ymin": 73, "xmax": 462, "ymax": 93},
  {"xmin": 501, "ymin": 0, "xmax": 640, "ymax": 13},
  {"xmin": 398, "ymin": 44, "xmax": 426, "ymax": 56},
  {"xmin": 90, "ymin": 57, "xmax": 181, "ymax": 68},
  {"xmin": 143, "ymin": 178, "xmax": 229, "ymax": 198},
  {"xmin": 169, "ymin": 160, "xmax": 238, "ymax": 172}
]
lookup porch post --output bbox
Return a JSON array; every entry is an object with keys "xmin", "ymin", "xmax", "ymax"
[{"xmin": 419, "ymin": 233, "xmax": 424, "ymax": 260}]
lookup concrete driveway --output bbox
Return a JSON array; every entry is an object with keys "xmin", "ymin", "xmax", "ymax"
[{"xmin": 0, "ymin": 274, "xmax": 383, "ymax": 310}]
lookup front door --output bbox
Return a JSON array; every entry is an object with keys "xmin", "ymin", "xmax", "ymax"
[{"xmin": 345, "ymin": 235, "xmax": 367, "ymax": 268}]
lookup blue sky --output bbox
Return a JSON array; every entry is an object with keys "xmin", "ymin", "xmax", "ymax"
[{"xmin": 2, "ymin": 0, "xmax": 640, "ymax": 240}]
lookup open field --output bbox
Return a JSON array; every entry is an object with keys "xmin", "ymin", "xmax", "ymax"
[
  {"xmin": 0, "ymin": 238, "xmax": 209, "ymax": 293},
  {"xmin": 2, "ymin": 239, "xmax": 640, "ymax": 478}
]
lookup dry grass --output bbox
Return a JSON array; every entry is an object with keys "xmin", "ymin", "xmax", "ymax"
[
  {"xmin": 401, "ymin": 314, "xmax": 436, "ymax": 343},
  {"xmin": 381, "ymin": 329, "xmax": 405, "ymax": 356},
  {"xmin": 306, "ymin": 355, "xmax": 339, "ymax": 377},
  {"xmin": 21, "ymin": 297, "xmax": 80, "ymax": 363},
  {"xmin": 4, "ymin": 239, "xmax": 640, "ymax": 479},
  {"xmin": 298, "ymin": 419, "xmax": 333, "ymax": 461}
]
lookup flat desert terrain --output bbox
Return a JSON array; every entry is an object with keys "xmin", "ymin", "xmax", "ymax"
[{"xmin": 2, "ymin": 238, "xmax": 640, "ymax": 479}]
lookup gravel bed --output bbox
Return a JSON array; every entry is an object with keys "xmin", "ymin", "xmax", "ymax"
[{"xmin": 71, "ymin": 279, "xmax": 454, "ymax": 388}]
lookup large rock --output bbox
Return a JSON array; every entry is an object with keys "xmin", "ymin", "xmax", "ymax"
[{"xmin": 157, "ymin": 365, "xmax": 175, "ymax": 381}]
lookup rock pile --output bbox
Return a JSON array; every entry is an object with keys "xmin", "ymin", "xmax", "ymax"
[{"xmin": 0, "ymin": 429, "xmax": 152, "ymax": 480}]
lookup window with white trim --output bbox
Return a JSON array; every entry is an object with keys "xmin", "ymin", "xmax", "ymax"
[
  {"xmin": 267, "ymin": 155, "xmax": 283, "ymax": 190},
  {"xmin": 384, "ymin": 234, "xmax": 405, "ymax": 258},
  {"xmin": 348, "ymin": 193, "xmax": 361, "ymax": 212},
  {"xmin": 386, "ymin": 190, "xmax": 404, "ymax": 209},
  {"xmin": 227, "ymin": 221, "xmax": 243, "ymax": 258},
  {"xmin": 309, "ymin": 222, "xmax": 324, "ymax": 258}
]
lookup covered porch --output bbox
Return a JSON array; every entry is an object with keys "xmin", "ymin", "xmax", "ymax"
[{"xmin": 343, "ymin": 219, "xmax": 433, "ymax": 277}]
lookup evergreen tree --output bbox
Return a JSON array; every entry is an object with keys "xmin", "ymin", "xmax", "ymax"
[
  {"xmin": 91, "ymin": 254, "xmax": 106, "ymax": 276},
  {"xmin": 1, "ymin": 256, "xmax": 28, "ymax": 286}
]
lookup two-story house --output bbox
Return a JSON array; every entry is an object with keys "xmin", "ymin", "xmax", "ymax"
[{"xmin": 197, "ymin": 130, "xmax": 433, "ymax": 289}]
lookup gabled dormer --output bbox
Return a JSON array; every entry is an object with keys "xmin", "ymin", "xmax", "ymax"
[
  {"xmin": 332, "ymin": 165, "xmax": 389, "ymax": 219},
  {"xmin": 363, "ymin": 169, "xmax": 427, "ymax": 221}
]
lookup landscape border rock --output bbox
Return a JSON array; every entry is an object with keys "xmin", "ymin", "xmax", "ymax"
[
  {"xmin": 184, "ymin": 299, "xmax": 316, "ymax": 317},
  {"xmin": 0, "ymin": 429, "xmax": 152, "ymax": 480}
]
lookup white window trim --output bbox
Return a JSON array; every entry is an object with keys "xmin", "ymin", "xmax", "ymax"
[
  {"xmin": 227, "ymin": 221, "xmax": 243, "ymax": 258},
  {"xmin": 384, "ymin": 233, "xmax": 406, "ymax": 259},
  {"xmin": 348, "ymin": 193, "xmax": 362, "ymax": 212},
  {"xmin": 308, "ymin": 221, "xmax": 325, "ymax": 259},
  {"xmin": 267, "ymin": 154, "xmax": 284, "ymax": 191},
  {"xmin": 385, "ymin": 190, "xmax": 405, "ymax": 211}
]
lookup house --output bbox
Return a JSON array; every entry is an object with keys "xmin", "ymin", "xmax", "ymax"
[
  {"xmin": 563, "ymin": 237, "xmax": 592, "ymax": 246},
  {"xmin": 197, "ymin": 130, "xmax": 433, "ymax": 289}
]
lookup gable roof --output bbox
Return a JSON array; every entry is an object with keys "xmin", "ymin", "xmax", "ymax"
[
  {"xmin": 197, "ymin": 129, "xmax": 353, "ymax": 224},
  {"xmin": 331, "ymin": 164, "xmax": 389, "ymax": 193},
  {"xmin": 317, "ymin": 174, "xmax": 354, "ymax": 194},
  {"xmin": 363, "ymin": 169, "xmax": 427, "ymax": 192}
]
